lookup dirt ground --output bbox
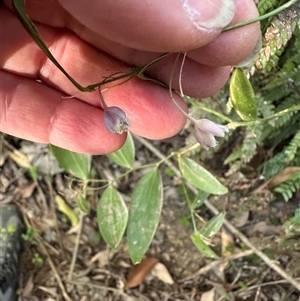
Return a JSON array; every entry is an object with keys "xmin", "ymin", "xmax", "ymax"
[{"xmin": 1, "ymin": 134, "xmax": 300, "ymax": 301}]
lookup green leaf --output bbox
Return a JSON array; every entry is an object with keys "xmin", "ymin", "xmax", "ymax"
[
  {"xmin": 107, "ymin": 132, "xmax": 135, "ymax": 168},
  {"xmin": 191, "ymin": 232, "xmax": 219, "ymax": 259},
  {"xmin": 77, "ymin": 194, "xmax": 90, "ymax": 214},
  {"xmin": 179, "ymin": 157, "xmax": 228, "ymax": 195},
  {"xmin": 200, "ymin": 212, "xmax": 226, "ymax": 238},
  {"xmin": 50, "ymin": 145, "xmax": 91, "ymax": 179},
  {"xmin": 97, "ymin": 185, "xmax": 128, "ymax": 249},
  {"xmin": 127, "ymin": 169, "xmax": 163, "ymax": 263},
  {"xmin": 190, "ymin": 190, "xmax": 210, "ymax": 210},
  {"xmin": 230, "ymin": 68, "xmax": 257, "ymax": 121},
  {"xmin": 55, "ymin": 195, "xmax": 79, "ymax": 227}
]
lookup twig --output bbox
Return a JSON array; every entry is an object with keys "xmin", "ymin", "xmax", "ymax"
[
  {"xmin": 179, "ymin": 249, "xmax": 254, "ymax": 283},
  {"xmin": 134, "ymin": 135, "xmax": 300, "ymax": 292},
  {"xmin": 36, "ymin": 236, "xmax": 72, "ymax": 301},
  {"xmin": 45, "ymin": 178, "xmax": 66, "ymax": 259},
  {"xmin": 66, "ymin": 279, "xmax": 139, "ymax": 301},
  {"xmin": 68, "ymin": 211, "xmax": 84, "ymax": 280}
]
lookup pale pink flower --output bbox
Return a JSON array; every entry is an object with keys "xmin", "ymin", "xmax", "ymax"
[
  {"xmin": 194, "ymin": 119, "xmax": 228, "ymax": 150},
  {"xmin": 103, "ymin": 106, "xmax": 131, "ymax": 134}
]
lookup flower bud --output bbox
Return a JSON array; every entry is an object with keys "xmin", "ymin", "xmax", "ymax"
[
  {"xmin": 194, "ymin": 119, "xmax": 228, "ymax": 150},
  {"xmin": 103, "ymin": 106, "xmax": 131, "ymax": 134}
]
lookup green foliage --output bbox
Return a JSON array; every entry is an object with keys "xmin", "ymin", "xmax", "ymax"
[
  {"xmin": 179, "ymin": 156, "xmax": 228, "ymax": 195},
  {"xmin": 127, "ymin": 168, "xmax": 163, "ymax": 263},
  {"xmin": 273, "ymin": 171, "xmax": 300, "ymax": 201},
  {"xmin": 106, "ymin": 132, "xmax": 135, "ymax": 169},
  {"xmin": 256, "ymin": 1, "xmax": 300, "ymax": 71},
  {"xmin": 283, "ymin": 206, "xmax": 300, "ymax": 233},
  {"xmin": 46, "ymin": 0, "xmax": 300, "ymax": 262},
  {"xmin": 50, "ymin": 145, "xmax": 91, "ymax": 179},
  {"xmin": 191, "ymin": 232, "xmax": 219, "ymax": 259},
  {"xmin": 97, "ymin": 185, "xmax": 128, "ymax": 249},
  {"xmin": 230, "ymin": 68, "xmax": 257, "ymax": 122},
  {"xmin": 258, "ymin": 0, "xmax": 280, "ymax": 15},
  {"xmin": 225, "ymin": 4, "xmax": 300, "ymax": 202}
]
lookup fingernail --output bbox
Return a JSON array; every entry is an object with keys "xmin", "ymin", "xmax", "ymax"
[
  {"xmin": 234, "ymin": 36, "xmax": 262, "ymax": 67},
  {"xmin": 181, "ymin": 0, "xmax": 236, "ymax": 30}
]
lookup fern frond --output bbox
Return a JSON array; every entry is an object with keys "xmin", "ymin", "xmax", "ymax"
[
  {"xmin": 285, "ymin": 129, "xmax": 300, "ymax": 163},
  {"xmin": 273, "ymin": 170, "xmax": 300, "ymax": 201},
  {"xmin": 263, "ymin": 151, "xmax": 286, "ymax": 179},
  {"xmin": 258, "ymin": 0, "xmax": 279, "ymax": 15},
  {"xmin": 283, "ymin": 206, "xmax": 300, "ymax": 233},
  {"xmin": 256, "ymin": 1, "xmax": 300, "ymax": 71}
]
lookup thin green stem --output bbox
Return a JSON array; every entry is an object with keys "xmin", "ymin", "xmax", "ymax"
[
  {"xmin": 182, "ymin": 181, "xmax": 197, "ymax": 232},
  {"xmin": 190, "ymin": 99, "xmax": 233, "ymax": 123},
  {"xmin": 228, "ymin": 104, "xmax": 300, "ymax": 130},
  {"xmin": 223, "ymin": 0, "xmax": 299, "ymax": 32}
]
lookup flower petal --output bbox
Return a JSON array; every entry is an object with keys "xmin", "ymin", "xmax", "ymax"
[
  {"xmin": 194, "ymin": 127, "xmax": 217, "ymax": 150},
  {"xmin": 196, "ymin": 119, "xmax": 228, "ymax": 137},
  {"xmin": 104, "ymin": 106, "xmax": 131, "ymax": 134}
]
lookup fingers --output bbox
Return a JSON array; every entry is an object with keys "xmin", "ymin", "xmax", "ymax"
[
  {"xmin": 0, "ymin": 7, "xmax": 231, "ymax": 98},
  {"xmin": 0, "ymin": 70, "xmax": 187, "ymax": 154},
  {"xmin": 4, "ymin": 0, "xmax": 260, "ymax": 66},
  {"xmin": 0, "ymin": 71, "xmax": 125, "ymax": 154},
  {"xmin": 57, "ymin": 0, "xmax": 236, "ymax": 52},
  {"xmin": 187, "ymin": 0, "xmax": 261, "ymax": 66}
]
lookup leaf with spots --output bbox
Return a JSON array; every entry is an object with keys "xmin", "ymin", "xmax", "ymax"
[
  {"xmin": 127, "ymin": 168, "xmax": 163, "ymax": 264},
  {"xmin": 200, "ymin": 212, "xmax": 226, "ymax": 239},
  {"xmin": 97, "ymin": 185, "xmax": 128, "ymax": 249},
  {"xmin": 179, "ymin": 157, "xmax": 227, "ymax": 195},
  {"xmin": 230, "ymin": 68, "xmax": 257, "ymax": 123}
]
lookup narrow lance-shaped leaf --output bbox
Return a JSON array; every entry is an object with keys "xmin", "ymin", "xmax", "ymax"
[
  {"xmin": 191, "ymin": 232, "xmax": 219, "ymax": 259},
  {"xmin": 230, "ymin": 68, "xmax": 257, "ymax": 121},
  {"xmin": 50, "ymin": 145, "xmax": 91, "ymax": 180},
  {"xmin": 200, "ymin": 212, "xmax": 226, "ymax": 239},
  {"xmin": 97, "ymin": 185, "xmax": 128, "ymax": 249},
  {"xmin": 55, "ymin": 195, "xmax": 79, "ymax": 227},
  {"xmin": 12, "ymin": 0, "xmax": 93, "ymax": 92},
  {"xmin": 77, "ymin": 194, "xmax": 90, "ymax": 214},
  {"xmin": 179, "ymin": 157, "xmax": 228, "ymax": 195},
  {"xmin": 107, "ymin": 132, "xmax": 135, "ymax": 168},
  {"xmin": 127, "ymin": 168, "xmax": 163, "ymax": 264}
]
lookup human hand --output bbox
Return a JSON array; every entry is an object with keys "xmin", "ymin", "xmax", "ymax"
[{"xmin": 0, "ymin": 0, "xmax": 261, "ymax": 154}]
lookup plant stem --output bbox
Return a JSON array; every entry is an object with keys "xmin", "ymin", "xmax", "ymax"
[
  {"xmin": 223, "ymin": 0, "xmax": 299, "ymax": 32},
  {"xmin": 228, "ymin": 104, "xmax": 300, "ymax": 129}
]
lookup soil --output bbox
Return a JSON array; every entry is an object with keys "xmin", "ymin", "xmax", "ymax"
[{"xmin": 1, "ymin": 134, "xmax": 300, "ymax": 301}]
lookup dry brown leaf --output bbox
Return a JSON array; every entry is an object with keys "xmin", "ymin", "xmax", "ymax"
[
  {"xmin": 124, "ymin": 258, "xmax": 158, "ymax": 289},
  {"xmin": 37, "ymin": 286, "xmax": 58, "ymax": 297},
  {"xmin": 87, "ymin": 249, "xmax": 110, "ymax": 268},
  {"xmin": 254, "ymin": 167, "xmax": 300, "ymax": 193},
  {"xmin": 22, "ymin": 275, "xmax": 35, "ymax": 297},
  {"xmin": 151, "ymin": 262, "xmax": 174, "ymax": 285},
  {"xmin": 250, "ymin": 221, "xmax": 282, "ymax": 236},
  {"xmin": 200, "ymin": 288, "xmax": 215, "ymax": 301},
  {"xmin": 15, "ymin": 181, "xmax": 37, "ymax": 198},
  {"xmin": 221, "ymin": 230, "xmax": 234, "ymax": 258},
  {"xmin": 232, "ymin": 211, "xmax": 249, "ymax": 228},
  {"xmin": 267, "ymin": 166, "xmax": 300, "ymax": 189}
]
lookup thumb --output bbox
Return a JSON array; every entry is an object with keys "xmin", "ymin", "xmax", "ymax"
[{"xmin": 57, "ymin": 0, "xmax": 236, "ymax": 52}]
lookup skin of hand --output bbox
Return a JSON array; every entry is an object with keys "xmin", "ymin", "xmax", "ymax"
[{"xmin": 0, "ymin": 0, "xmax": 261, "ymax": 154}]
